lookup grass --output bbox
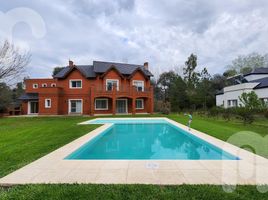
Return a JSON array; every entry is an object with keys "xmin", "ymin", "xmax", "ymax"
[
  {"xmin": 0, "ymin": 116, "xmax": 100, "ymax": 178},
  {"xmin": 0, "ymin": 114, "xmax": 268, "ymax": 199},
  {"xmin": 1, "ymin": 184, "xmax": 268, "ymax": 200}
]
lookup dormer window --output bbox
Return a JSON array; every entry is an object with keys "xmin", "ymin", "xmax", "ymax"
[
  {"xmin": 33, "ymin": 84, "xmax": 38, "ymax": 89},
  {"xmin": 69, "ymin": 80, "xmax": 82, "ymax": 88},
  {"xmin": 42, "ymin": 83, "xmax": 47, "ymax": 87}
]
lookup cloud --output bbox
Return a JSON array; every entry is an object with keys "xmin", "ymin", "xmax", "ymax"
[{"xmin": 0, "ymin": 0, "xmax": 268, "ymax": 79}]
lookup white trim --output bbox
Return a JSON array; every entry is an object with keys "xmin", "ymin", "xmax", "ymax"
[
  {"xmin": 106, "ymin": 79, "xmax": 119, "ymax": 91},
  {"xmin": 135, "ymin": 99, "xmax": 144, "ymax": 109},
  {"xmin": 68, "ymin": 99, "xmax": 83, "ymax": 114},
  {"xmin": 45, "ymin": 98, "xmax": 51, "ymax": 108},
  {"xmin": 27, "ymin": 101, "xmax": 39, "ymax": 115},
  {"xmin": 95, "ymin": 98, "xmax": 109, "ymax": 110},
  {"xmin": 116, "ymin": 98, "xmax": 128, "ymax": 113},
  {"xmin": 33, "ymin": 83, "xmax": 38, "ymax": 89},
  {"xmin": 42, "ymin": 83, "xmax": 47, "ymax": 87},
  {"xmin": 133, "ymin": 80, "xmax": 144, "ymax": 91},
  {"xmin": 69, "ymin": 79, "xmax": 82, "ymax": 89},
  {"xmin": 51, "ymin": 83, "xmax": 56, "ymax": 87}
]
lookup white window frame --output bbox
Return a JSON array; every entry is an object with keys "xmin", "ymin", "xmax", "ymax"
[
  {"xmin": 135, "ymin": 99, "xmax": 144, "ymax": 109},
  {"xmin": 106, "ymin": 79, "xmax": 119, "ymax": 91},
  {"xmin": 45, "ymin": 98, "xmax": 51, "ymax": 108},
  {"xmin": 51, "ymin": 83, "xmax": 56, "ymax": 87},
  {"xmin": 42, "ymin": 83, "xmax": 47, "ymax": 87},
  {"xmin": 95, "ymin": 98, "xmax": 109, "ymax": 110},
  {"xmin": 27, "ymin": 101, "xmax": 38, "ymax": 115},
  {"xmin": 133, "ymin": 80, "xmax": 144, "ymax": 91},
  {"xmin": 69, "ymin": 79, "xmax": 82, "ymax": 89},
  {"xmin": 68, "ymin": 99, "xmax": 83, "ymax": 114},
  {"xmin": 33, "ymin": 83, "xmax": 38, "ymax": 89},
  {"xmin": 116, "ymin": 98, "xmax": 128, "ymax": 113}
]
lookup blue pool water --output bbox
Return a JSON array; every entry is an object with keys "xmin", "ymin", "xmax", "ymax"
[{"xmin": 66, "ymin": 119, "xmax": 239, "ymax": 160}]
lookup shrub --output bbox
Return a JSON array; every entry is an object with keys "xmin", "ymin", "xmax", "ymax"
[
  {"xmin": 234, "ymin": 107, "xmax": 254, "ymax": 124},
  {"xmin": 161, "ymin": 102, "xmax": 171, "ymax": 115},
  {"xmin": 222, "ymin": 108, "xmax": 232, "ymax": 121},
  {"xmin": 264, "ymin": 110, "xmax": 268, "ymax": 119}
]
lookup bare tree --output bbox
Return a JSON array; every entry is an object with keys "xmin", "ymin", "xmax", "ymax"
[{"xmin": 0, "ymin": 40, "xmax": 31, "ymax": 81}]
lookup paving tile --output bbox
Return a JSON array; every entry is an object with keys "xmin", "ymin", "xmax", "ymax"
[
  {"xmin": 101, "ymin": 161, "xmax": 129, "ymax": 169},
  {"xmin": 95, "ymin": 169, "xmax": 127, "ymax": 184},
  {"xmin": 127, "ymin": 169, "xmax": 159, "ymax": 184},
  {"xmin": 62, "ymin": 169, "xmax": 99, "ymax": 183},
  {"xmin": 175, "ymin": 161, "xmax": 205, "ymax": 170},
  {"xmin": 180, "ymin": 169, "xmax": 221, "ymax": 184},
  {"xmin": 153, "ymin": 169, "xmax": 186, "ymax": 185}
]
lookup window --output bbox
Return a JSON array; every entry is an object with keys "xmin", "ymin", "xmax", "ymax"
[
  {"xmin": 227, "ymin": 99, "xmax": 238, "ymax": 107},
  {"xmin": 45, "ymin": 99, "xmax": 51, "ymax": 108},
  {"xmin": 95, "ymin": 99, "xmax": 108, "ymax": 110},
  {"xmin": 106, "ymin": 79, "xmax": 119, "ymax": 91},
  {"xmin": 69, "ymin": 99, "xmax": 82, "ymax": 114},
  {"xmin": 69, "ymin": 80, "xmax": 82, "ymax": 88},
  {"xmin": 51, "ymin": 83, "xmax": 56, "ymax": 87},
  {"xmin": 135, "ymin": 99, "xmax": 144, "ymax": 109},
  {"xmin": 42, "ymin": 83, "xmax": 47, "ymax": 87},
  {"xmin": 33, "ymin": 84, "xmax": 38, "ymax": 89},
  {"xmin": 133, "ymin": 80, "xmax": 144, "ymax": 91}
]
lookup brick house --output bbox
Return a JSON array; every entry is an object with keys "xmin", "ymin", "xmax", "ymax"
[{"xmin": 19, "ymin": 60, "xmax": 154, "ymax": 115}]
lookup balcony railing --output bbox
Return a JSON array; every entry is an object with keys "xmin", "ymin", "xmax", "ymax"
[{"xmin": 93, "ymin": 84, "xmax": 152, "ymax": 97}]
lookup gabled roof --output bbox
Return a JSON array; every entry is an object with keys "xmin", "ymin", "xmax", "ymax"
[
  {"xmin": 128, "ymin": 67, "xmax": 150, "ymax": 80},
  {"xmin": 100, "ymin": 65, "xmax": 124, "ymax": 79},
  {"xmin": 53, "ymin": 65, "xmax": 96, "ymax": 79},
  {"xmin": 249, "ymin": 77, "xmax": 268, "ymax": 89},
  {"xmin": 18, "ymin": 93, "xmax": 39, "ymax": 100},
  {"xmin": 244, "ymin": 67, "xmax": 268, "ymax": 76},
  {"xmin": 93, "ymin": 61, "xmax": 153, "ymax": 77},
  {"xmin": 53, "ymin": 61, "xmax": 153, "ymax": 79}
]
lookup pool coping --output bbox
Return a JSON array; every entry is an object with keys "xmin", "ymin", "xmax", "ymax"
[{"xmin": 0, "ymin": 117, "xmax": 268, "ymax": 185}]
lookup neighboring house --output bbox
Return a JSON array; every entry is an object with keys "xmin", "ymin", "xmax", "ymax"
[
  {"xmin": 216, "ymin": 67, "xmax": 268, "ymax": 108},
  {"xmin": 19, "ymin": 60, "xmax": 154, "ymax": 115}
]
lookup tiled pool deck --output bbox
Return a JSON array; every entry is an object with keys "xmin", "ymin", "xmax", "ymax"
[{"xmin": 0, "ymin": 117, "xmax": 268, "ymax": 185}]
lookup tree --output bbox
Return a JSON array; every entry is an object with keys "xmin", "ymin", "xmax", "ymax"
[
  {"xmin": 183, "ymin": 54, "xmax": 200, "ymax": 87},
  {"xmin": 52, "ymin": 66, "xmax": 65, "ymax": 76},
  {"xmin": 0, "ymin": 82, "xmax": 12, "ymax": 113},
  {"xmin": 157, "ymin": 71, "xmax": 178, "ymax": 102},
  {"xmin": 0, "ymin": 40, "xmax": 30, "ymax": 81},
  {"xmin": 239, "ymin": 91, "xmax": 265, "ymax": 110},
  {"xmin": 169, "ymin": 76, "xmax": 188, "ymax": 111},
  {"xmin": 227, "ymin": 52, "xmax": 268, "ymax": 75}
]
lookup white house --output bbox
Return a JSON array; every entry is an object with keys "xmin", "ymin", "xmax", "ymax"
[{"xmin": 216, "ymin": 68, "xmax": 268, "ymax": 108}]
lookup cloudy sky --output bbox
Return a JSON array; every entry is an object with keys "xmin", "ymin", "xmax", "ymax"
[{"xmin": 0, "ymin": 0, "xmax": 268, "ymax": 79}]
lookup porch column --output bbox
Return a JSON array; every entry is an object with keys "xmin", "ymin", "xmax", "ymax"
[
  {"xmin": 132, "ymin": 98, "xmax": 136, "ymax": 115},
  {"xmin": 149, "ymin": 86, "xmax": 154, "ymax": 114},
  {"xmin": 90, "ymin": 85, "xmax": 95, "ymax": 116},
  {"xmin": 112, "ymin": 98, "xmax": 116, "ymax": 115}
]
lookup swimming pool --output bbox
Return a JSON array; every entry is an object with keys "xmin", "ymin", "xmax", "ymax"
[{"xmin": 66, "ymin": 118, "xmax": 239, "ymax": 160}]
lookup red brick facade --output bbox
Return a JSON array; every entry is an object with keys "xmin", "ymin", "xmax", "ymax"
[{"xmin": 21, "ymin": 61, "xmax": 154, "ymax": 115}]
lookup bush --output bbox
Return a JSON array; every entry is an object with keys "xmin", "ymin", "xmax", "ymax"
[
  {"xmin": 154, "ymin": 100, "xmax": 171, "ymax": 115},
  {"xmin": 207, "ymin": 107, "xmax": 222, "ymax": 118},
  {"xmin": 264, "ymin": 110, "xmax": 268, "ymax": 119},
  {"xmin": 161, "ymin": 102, "xmax": 171, "ymax": 115},
  {"xmin": 234, "ymin": 107, "xmax": 254, "ymax": 124},
  {"xmin": 222, "ymin": 108, "xmax": 232, "ymax": 121}
]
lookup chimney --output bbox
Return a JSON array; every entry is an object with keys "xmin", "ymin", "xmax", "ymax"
[
  {"xmin": 144, "ymin": 62, "xmax": 148, "ymax": 69},
  {"xmin": 69, "ymin": 60, "xmax": 74, "ymax": 67}
]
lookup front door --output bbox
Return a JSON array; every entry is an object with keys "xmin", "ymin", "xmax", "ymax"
[
  {"xmin": 116, "ymin": 99, "xmax": 127, "ymax": 113},
  {"xmin": 69, "ymin": 100, "xmax": 82, "ymax": 114},
  {"xmin": 28, "ymin": 101, "xmax": 39, "ymax": 114}
]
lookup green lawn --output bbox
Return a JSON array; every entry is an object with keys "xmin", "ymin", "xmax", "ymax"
[
  {"xmin": 1, "ymin": 184, "xmax": 268, "ymax": 200},
  {"xmin": 0, "ymin": 114, "xmax": 267, "ymax": 199},
  {"xmin": 0, "ymin": 117, "xmax": 100, "ymax": 177}
]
